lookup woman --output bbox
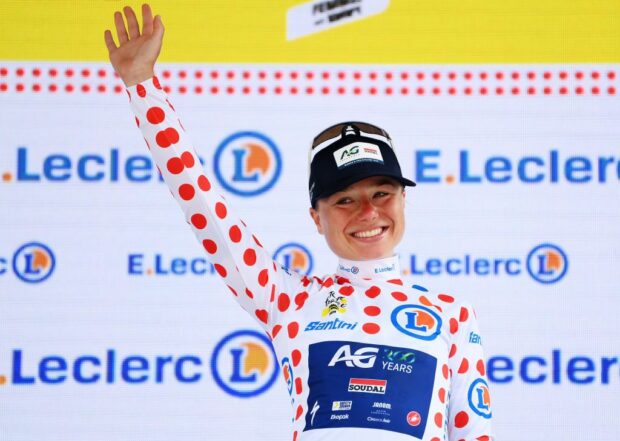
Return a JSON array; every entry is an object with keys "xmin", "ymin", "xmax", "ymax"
[{"xmin": 104, "ymin": 5, "xmax": 494, "ymax": 440}]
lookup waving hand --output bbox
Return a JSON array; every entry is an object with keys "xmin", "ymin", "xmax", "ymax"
[{"xmin": 104, "ymin": 4, "xmax": 164, "ymax": 86}]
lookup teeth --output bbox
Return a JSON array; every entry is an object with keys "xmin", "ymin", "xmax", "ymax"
[{"xmin": 353, "ymin": 227, "xmax": 383, "ymax": 238}]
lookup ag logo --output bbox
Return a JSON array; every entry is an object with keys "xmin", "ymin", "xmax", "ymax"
[
  {"xmin": 210, "ymin": 329, "xmax": 279, "ymax": 398},
  {"xmin": 468, "ymin": 378, "xmax": 492, "ymax": 418},
  {"xmin": 526, "ymin": 243, "xmax": 568, "ymax": 284},
  {"xmin": 10, "ymin": 242, "xmax": 56, "ymax": 283},
  {"xmin": 333, "ymin": 142, "xmax": 383, "ymax": 168},
  {"xmin": 328, "ymin": 344, "xmax": 378, "ymax": 368},
  {"xmin": 213, "ymin": 131, "xmax": 282, "ymax": 196},
  {"xmin": 273, "ymin": 242, "xmax": 313, "ymax": 275},
  {"xmin": 391, "ymin": 305, "xmax": 442, "ymax": 341}
]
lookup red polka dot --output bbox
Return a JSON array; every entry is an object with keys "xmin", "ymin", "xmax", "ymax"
[
  {"xmin": 181, "ymin": 151, "xmax": 195, "ymax": 167},
  {"xmin": 278, "ymin": 293, "xmax": 291, "ymax": 312},
  {"xmin": 295, "ymin": 405, "xmax": 303, "ymax": 420},
  {"xmin": 450, "ymin": 318, "xmax": 459, "ymax": 334},
  {"xmin": 362, "ymin": 323, "xmax": 380, "ymax": 334},
  {"xmin": 258, "ymin": 269, "xmax": 269, "ymax": 287},
  {"xmin": 152, "ymin": 76, "xmax": 162, "ymax": 89},
  {"xmin": 270, "ymin": 284, "xmax": 276, "ymax": 302},
  {"xmin": 364, "ymin": 306, "xmax": 381, "ymax": 316},
  {"xmin": 339, "ymin": 285, "xmax": 354, "ymax": 296},
  {"xmin": 293, "ymin": 431, "xmax": 298, "ymax": 441},
  {"xmin": 391, "ymin": 291, "xmax": 408, "ymax": 302},
  {"xmin": 430, "ymin": 438, "xmax": 440, "ymax": 441},
  {"xmin": 166, "ymin": 157, "xmax": 183, "ymax": 174},
  {"xmin": 179, "ymin": 183, "xmax": 195, "ymax": 200},
  {"xmin": 295, "ymin": 377, "xmax": 303, "ymax": 394},
  {"xmin": 272, "ymin": 324, "xmax": 282, "ymax": 338},
  {"xmin": 476, "ymin": 436, "xmax": 490, "ymax": 441},
  {"xmin": 458, "ymin": 358, "xmax": 469, "ymax": 374},
  {"xmin": 387, "ymin": 279, "xmax": 403, "ymax": 286},
  {"xmin": 295, "ymin": 291, "xmax": 309, "ymax": 310},
  {"xmin": 323, "ymin": 277, "xmax": 334, "ymax": 288},
  {"xmin": 243, "ymin": 248, "xmax": 257, "ymax": 266},
  {"xmin": 136, "ymin": 84, "xmax": 146, "ymax": 97},
  {"xmin": 455, "ymin": 411, "xmax": 469, "ymax": 428},
  {"xmin": 146, "ymin": 106, "xmax": 165, "ymax": 124},
  {"xmin": 459, "ymin": 307, "xmax": 469, "ymax": 322},
  {"xmin": 288, "ymin": 321, "xmax": 299, "ymax": 339},
  {"xmin": 449, "ymin": 344, "xmax": 457, "ymax": 358},
  {"xmin": 190, "ymin": 213, "xmax": 207, "ymax": 229},
  {"xmin": 197, "ymin": 175, "xmax": 211, "ymax": 191},
  {"xmin": 215, "ymin": 202, "xmax": 227, "ymax": 219},
  {"xmin": 228, "ymin": 225, "xmax": 242, "ymax": 242},
  {"xmin": 442, "ymin": 364, "xmax": 449, "ymax": 379},
  {"xmin": 255, "ymin": 309, "xmax": 269, "ymax": 324},
  {"xmin": 438, "ymin": 387, "xmax": 446, "ymax": 403},
  {"xmin": 202, "ymin": 239, "xmax": 217, "ymax": 254},
  {"xmin": 214, "ymin": 264, "xmax": 227, "ymax": 277},
  {"xmin": 365, "ymin": 286, "xmax": 381, "ymax": 298},
  {"xmin": 434, "ymin": 412, "xmax": 443, "ymax": 428},
  {"xmin": 227, "ymin": 285, "xmax": 237, "ymax": 296},
  {"xmin": 292, "ymin": 349, "xmax": 302, "ymax": 366},
  {"xmin": 438, "ymin": 294, "xmax": 454, "ymax": 303},
  {"xmin": 155, "ymin": 127, "xmax": 180, "ymax": 148},
  {"xmin": 477, "ymin": 359, "xmax": 486, "ymax": 376}
]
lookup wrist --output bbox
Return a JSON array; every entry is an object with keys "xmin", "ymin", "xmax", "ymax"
[{"xmin": 122, "ymin": 69, "xmax": 155, "ymax": 87}]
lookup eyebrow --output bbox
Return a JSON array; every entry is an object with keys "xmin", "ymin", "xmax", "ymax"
[{"xmin": 332, "ymin": 178, "xmax": 399, "ymax": 196}]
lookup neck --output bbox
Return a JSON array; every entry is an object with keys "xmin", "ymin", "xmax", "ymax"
[{"xmin": 336, "ymin": 255, "xmax": 401, "ymax": 280}]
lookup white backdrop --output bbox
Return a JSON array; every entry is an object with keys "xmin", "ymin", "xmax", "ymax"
[{"xmin": 1, "ymin": 62, "xmax": 619, "ymax": 441}]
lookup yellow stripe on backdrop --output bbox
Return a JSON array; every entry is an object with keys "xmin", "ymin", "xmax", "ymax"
[{"xmin": 0, "ymin": 0, "xmax": 618, "ymax": 63}]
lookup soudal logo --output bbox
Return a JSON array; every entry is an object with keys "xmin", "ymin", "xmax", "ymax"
[
  {"xmin": 3, "ymin": 147, "xmax": 174, "ymax": 183},
  {"xmin": 348, "ymin": 378, "xmax": 387, "ymax": 394},
  {"xmin": 413, "ymin": 149, "xmax": 620, "ymax": 184},
  {"xmin": 273, "ymin": 242, "xmax": 313, "ymax": 275},
  {"xmin": 391, "ymin": 305, "xmax": 442, "ymax": 341},
  {"xmin": 408, "ymin": 243, "xmax": 568, "ymax": 284},
  {"xmin": 210, "ymin": 329, "xmax": 279, "ymax": 398},
  {"xmin": 1, "ymin": 242, "xmax": 56, "ymax": 283},
  {"xmin": 213, "ymin": 131, "xmax": 282, "ymax": 196},
  {"xmin": 468, "ymin": 378, "xmax": 492, "ymax": 419},
  {"xmin": 127, "ymin": 253, "xmax": 217, "ymax": 276}
]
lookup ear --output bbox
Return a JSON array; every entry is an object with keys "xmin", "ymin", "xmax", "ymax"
[{"xmin": 309, "ymin": 206, "xmax": 324, "ymax": 235}]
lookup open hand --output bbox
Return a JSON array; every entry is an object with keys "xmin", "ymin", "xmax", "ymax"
[{"xmin": 104, "ymin": 4, "xmax": 164, "ymax": 86}]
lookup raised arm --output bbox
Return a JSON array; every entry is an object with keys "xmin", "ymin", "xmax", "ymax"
[{"xmin": 104, "ymin": 4, "xmax": 306, "ymax": 332}]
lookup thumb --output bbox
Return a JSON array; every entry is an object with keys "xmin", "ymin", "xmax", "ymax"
[{"xmin": 153, "ymin": 15, "xmax": 165, "ymax": 39}]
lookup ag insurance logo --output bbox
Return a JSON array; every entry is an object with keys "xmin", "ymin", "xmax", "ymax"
[
  {"xmin": 210, "ymin": 330, "xmax": 279, "ymax": 398},
  {"xmin": 1, "ymin": 242, "xmax": 55, "ymax": 283},
  {"xmin": 273, "ymin": 242, "xmax": 313, "ymax": 275},
  {"xmin": 213, "ymin": 131, "xmax": 282, "ymax": 196}
]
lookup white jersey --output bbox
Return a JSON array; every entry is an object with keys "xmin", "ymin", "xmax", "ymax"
[{"xmin": 127, "ymin": 77, "xmax": 494, "ymax": 441}]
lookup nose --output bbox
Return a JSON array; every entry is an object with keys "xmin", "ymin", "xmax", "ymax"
[{"xmin": 357, "ymin": 198, "xmax": 378, "ymax": 222}]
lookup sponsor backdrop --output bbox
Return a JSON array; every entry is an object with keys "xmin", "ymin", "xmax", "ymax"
[{"xmin": 1, "ymin": 1, "xmax": 619, "ymax": 441}]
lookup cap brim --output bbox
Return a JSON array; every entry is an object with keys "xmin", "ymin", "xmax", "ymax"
[{"xmin": 315, "ymin": 173, "xmax": 416, "ymax": 202}]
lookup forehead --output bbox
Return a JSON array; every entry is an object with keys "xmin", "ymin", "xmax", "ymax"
[{"xmin": 339, "ymin": 176, "xmax": 401, "ymax": 192}]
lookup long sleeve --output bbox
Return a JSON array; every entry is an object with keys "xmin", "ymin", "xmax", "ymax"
[
  {"xmin": 126, "ymin": 76, "xmax": 304, "ymax": 332},
  {"xmin": 446, "ymin": 302, "xmax": 494, "ymax": 441}
]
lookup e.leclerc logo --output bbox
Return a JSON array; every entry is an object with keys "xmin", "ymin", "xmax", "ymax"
[
  {"xmin": 391, "ymin": 304, "xmax": 442, "ymax": 341},
  {"xmin": 412, "ymin": 149, "xmax": 620, "ymax": 184},
  {"xmin": 213, "ymin": 131, "xmax": 282, "ymax": 196},
  {"xmin": 273, "ymin": 242, "xmax": 313, "ymax": 276},
  {"xmin": 0, "ymin": 242, "xmax": 55, "ymax": 283},
  {"xmin": 407, "ymin": 243, "xmax": 568, "ymax": 284},
  {"xmin": 468, "ymin": 378, "xmax": 492, "ymax": 419},
  {"xmin": 210, "ymin": 329, "xmax": 279, "ymax": 398}
]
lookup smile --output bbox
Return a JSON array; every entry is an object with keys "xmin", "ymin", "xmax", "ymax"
[{"xmin": 352, "ymin": 227, "xmax": 387, "ymax": 238}]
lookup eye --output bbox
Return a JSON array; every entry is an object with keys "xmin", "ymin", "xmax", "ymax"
[
  {"xmin": 374, "ymin": 191, "xmax": 389, "ymax": 198},
  {"xmin": 335, "ymin": 197, "xmax": 353, "ymax": 205}
]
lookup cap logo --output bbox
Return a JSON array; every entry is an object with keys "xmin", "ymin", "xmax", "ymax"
[{"xmin": 333, "ymin": 142, "xmax": 384, "ymax": 169}]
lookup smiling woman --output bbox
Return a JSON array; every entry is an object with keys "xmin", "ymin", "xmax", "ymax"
[{"xmin": 105, "ymin": 4, "xmax": 495, "ymax": 440}]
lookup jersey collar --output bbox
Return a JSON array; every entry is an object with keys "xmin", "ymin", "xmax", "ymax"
[{"xmin": 336, "ymin": 255, "xmax": 401, "ymax": 280}]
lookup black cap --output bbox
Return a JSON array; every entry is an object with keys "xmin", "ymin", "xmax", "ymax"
[{"xmin": 309, "ymin": 122, "xmax": 416, "ymax": 207}]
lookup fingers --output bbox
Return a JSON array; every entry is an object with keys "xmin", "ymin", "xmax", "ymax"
[
  {"xmin": 124, "ymin": 6, "xmax": 140, "ymax": 39},
  {"xmin": 103, "ymin": 29, "xmax": 118, "ymax": 52},
  {"xmin": 114, "ymin": 11, "xmax": 129, "ymax": 44},
  {"xmin": 152, "ymin": 15, "xmax": 165, "ymax": 39},
  {"xmin": 141, "ymin": 3, "xmax": 153, "ymax": 35}
]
